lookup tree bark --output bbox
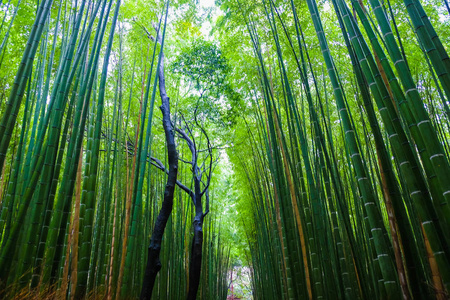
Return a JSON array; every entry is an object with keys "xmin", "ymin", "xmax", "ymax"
[
  {"xmin": 187, "ymin": 214, "xmax": 204, "ymax": 300},
  {"xmin": 140, "ymin": 51, "xmax": 178, "ymax": 299}
]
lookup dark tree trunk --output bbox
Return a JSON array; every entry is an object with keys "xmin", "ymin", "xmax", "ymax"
[
  {"xmin": 187, "ymin": 214, "xmax": 204, "ymax": 300},
  {"xmin": 140, "ymin": 53, "xmax": 178, "ymax": 300}
]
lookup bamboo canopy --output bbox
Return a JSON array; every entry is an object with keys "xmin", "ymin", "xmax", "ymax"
[{"xmin": 0, "ymin": 0, "xmax": 449, "ymax": 299}]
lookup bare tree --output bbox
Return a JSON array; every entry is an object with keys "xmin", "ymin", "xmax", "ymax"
[
  {"xmin": 140, "ymin": 20, "xmax": 178, "ymax": 299},
  {"xmin": 150, "ymin": 112, "xmax": 217, "ymax": 300},
  {"xmin": 139, "ymin": 16, "xmax": 220, "ymax": 300}
]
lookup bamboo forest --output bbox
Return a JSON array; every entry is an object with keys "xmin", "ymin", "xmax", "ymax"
[{"xmin": 1, "ymin": 0, "xmax": 450, "ymax": 298}]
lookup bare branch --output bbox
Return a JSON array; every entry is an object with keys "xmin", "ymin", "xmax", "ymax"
[
  {"xmin": 178, "ymin": 157, "xmax": 193, "ymax": 165},
  {"xmin": 175, "ymin": 126, "xmax": 197, "ymax": 167},
  {"xmin": 198, "ymin": 144, "xmax": 231, "ymax": 152},
  {"xmin": 195, "ymin": 119, "xmax": 213, "ymax": 196},
  {"xmin": 150, "ymin": 156, "xmax": 194, "ymax": 200},
  {"xmin": 180, "ymin": 113, "xmax": 197, "ymax": 149}
]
